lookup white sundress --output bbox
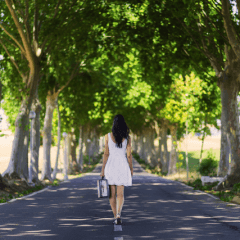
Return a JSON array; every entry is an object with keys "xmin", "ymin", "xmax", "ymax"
[{"xmin": 104, "ymin": 133, "xmax": 132, "ymax": 186}]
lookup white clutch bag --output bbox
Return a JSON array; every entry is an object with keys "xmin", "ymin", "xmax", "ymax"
[{"xmin": 97, "ymin": 176, "xmax": 109, "ymax": 198}]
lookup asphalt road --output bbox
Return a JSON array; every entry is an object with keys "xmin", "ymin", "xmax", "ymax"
[{"xmin": 1, "ymin": 158, "xmax": 240, "ymax": 240}]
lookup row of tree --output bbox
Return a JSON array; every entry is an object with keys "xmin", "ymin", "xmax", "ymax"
[{"xmin": 0, "ymin": 0, "xmax": 239, "ymax": 189}]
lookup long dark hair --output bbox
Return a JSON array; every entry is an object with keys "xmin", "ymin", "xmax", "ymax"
[{"xmin": 111, "ymin": 114, "xmax": 130, "ymax": 148}]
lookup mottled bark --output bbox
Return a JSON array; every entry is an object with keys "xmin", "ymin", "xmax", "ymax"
[
  {"xmin": 21, "ymin": 122, "xmax": 30, "ymax": 180},
  {"xmin": 2, "ymin": 61, "xmax": 40, "ymax": 180},
  {"xmin": 70, "ymin": 131, "xmax": 79, "ymax": 173},
  {"xmin": 219, "ymin": 76, "xmax": 240, "ymax": 186},
  {"xmin": 154, "ymin": 120, "xmax": 161, "ymax": 165},
  {"xmin": 3, "ymin": 99, "xmax": 31, "ymax": 180},
  {"xmin": 214, "ymin": 61, "xmax": 240, "ymax": 189},
  {"xmin": 89, "ymin": 128, "xmax": 97, "ymax": 158},
  {"xmin": 77, "ymin": 125, "xmax": 84, "ymax": 171},
  {"xmin": 199, "ymin": 116, "xmax": 207, "ymax": 165},
  {"xmin": 83, "ymin": 123, "xmax": 91, "ymax": 156},
  {"xmin": 139, "ymin": 135, "xmax": 145, "ymax": 160},
  {"xmin": 52, "ymin": 97, "xmax": 60, "ymax": 181},
  {"xmin": 137, "ymin": 135, "xmax": 141, "ymax": 155},
  {"xmin": 146, "ymin": 127, "xmax": 157, "ymax": 167},
  {"xmin": 168, "ymin": 125, "xmax": 178, "ymax": 176},
  {"xmin": 67, "ymin": 133, "xmax": 73, "ymax": 175},
  {"xmin": 134, "ymin": 134, "xmax": 141, "ymax": 155},
  {"xmin": 132, "ymin": 134, "xmax": 138, "ymax": 152},
  {"xmin": 160, "ymin": 123, "xmax": 168, "ymax": 174},
  {"xmin": 218, "ymin": 103, "xmax": 230, "ymax": 177},
  {"xmin": 212, "ymin": 2, "xmax": 240, "ymax": 189},
  {"xmin": 41, "ymin": 90, "xmax": 58, "ymax": 181},
  {"xmin": 145, "ymin": 128, "xmax": 152, "ymax": 165},
  {"xmin": 158, "ymin": 137, "xmax": 163, "ymax": 167},
  {"xmin": 31, "ymin": 97, "xmax": 42, "ymax": 183}
]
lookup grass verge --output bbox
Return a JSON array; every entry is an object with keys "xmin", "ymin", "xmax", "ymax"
[
  {"xmin": 132, "ymin": 151, "xmax": 239, "ymax": 205},
  {"xmin": 0, "ymin": 152, "xmax": 104, "ymax": 204}
]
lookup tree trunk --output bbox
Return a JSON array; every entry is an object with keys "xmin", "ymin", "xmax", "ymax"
[
  {"xmin": 158, "ymin": 137, "xmax": 163, "ymax": 169},
  {"xmin": 160, "ymin": 123, "xmax": 168, "ymax": 174},
  {"xmin": 133, "ymin": 134, "xmax": 137, "ymax": 152},
  {"xmin": 21, "ymin": 121, "xmax": 30, "ymax": 180},
  {"xmin": 77, "ymin": 125, "xmax": 84, "ymax": 171},
  {"xmin": 70, "ymin": 130, "xmax": 79, "ymax": 173},
  {"xmin": 83, "ymin": 123, "xmax": 90, "ymax": 156},
  {"xmin": 217, "ymin": 106, "xmax": 230, "ymax": 177},
  {"xmin": 214, "ymin": 68, "xmax": 240, "ymax": 189},
  {"xmin": 139, "ymin": 134, "xmax": 145, "ymax": 160},
  {"xmin": 89, "ymin": 129, "xmax": 96, "ymax": 158},
  {"xmin": 52, "ymin": 97, "xmax": 60, "ymax": 181},
  {"xmin": 2, "ymin": 98, "xmax": 31, "ymax": 180},
  {"xmin": 145, "ymin": 128, "xmax": 151, "ymax": 165},
  {"xmin": 41, "ymin": 90, "xmax": 58, "ymax": 181},
  {"xmin": 199, "ymin": 116, "xmax": 207, "ymax": 165},
  {"xmin": 31, "ymin": 97, "xmax": 42, "ymax": 183},
  {"xmin": 219, "ymin": 77, "xmax": 240, "ymax": 186},
  {"xmin": 168, "ymin": 125, "xmax": 178, "ymax": 175},
  {"xmin": 148, "ymin": 127, "xmax": 157, "ymax": 167},
  {"xmin": 67, "ymin": 133, "xmax": 73, "ymax": 175},
  {"xmin": 135, "ymin": 134, "xmax": 140, "ymax": 155},
  {"xmin": 154, "ymin": 120, "xmax": 162, "ymax": 167}
]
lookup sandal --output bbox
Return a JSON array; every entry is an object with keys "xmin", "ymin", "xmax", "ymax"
[{"xmin": 113, "ymin": 214, "xmax": 122, "ymax": 225}]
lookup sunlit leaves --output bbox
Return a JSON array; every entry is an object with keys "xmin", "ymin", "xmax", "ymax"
[{"xmin": 125, "ymin": 80, "xmax": 154, "ymax": 110}]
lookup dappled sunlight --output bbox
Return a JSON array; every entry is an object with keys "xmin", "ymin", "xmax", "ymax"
[
  {"xmin": 177, "ymin": 227, "xmax": 198, "ymax": 231},
  {"xmin": 0, "ymin": 228, "xmax": 16, "ymax": 231},
  {"xmin": 23, "ymin": 198, "xmax": 36, "ymax": 201},
  {"xmin": 59, "ymin": 223, "xmax": 74, "ymax": 226},
  {"xmin": 139, "ymin": 236, "xmax": 155, "ymax": 238},
  {"xmin": 1, "ymin": 169, "xmax": 240, "ymax": 239},
  {"xmin": 127, "ymin": 195, "xmax": 139, "ymax": 199},
  {"xmin": 75, "ymin": 224, "xmax": 94, "ymax": 227},
  {"xmin": 191, "ymin": 215, "xmax": 213, "ymax": 219},
  {"xmin": 58, "ymin": 218, "xmax": 90, "ymax": 221},
  {"xmin": 6, "ymin": 229, "xmax": 57, "ymax": 237}
]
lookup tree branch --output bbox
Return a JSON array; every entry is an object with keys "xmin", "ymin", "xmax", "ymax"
[
  {"xmin": 202, "ymin": 5, "xmax": 225, "ymax": 69},
  {"xmin": 172, "ymin": 13, "xmax": 206, "ymax": 56},
  {"xmin": 5, "ymin": 0, "xmax": 34, "ymax": 70},
  {"xmin": 57, "ymin": 61, "xmax": 82, "ymax": 94},
  {"xmin": 1, "ymin": 35, "xmax": 19, "ymax": 49},
  {"xmin": 14, "ymin": 0, "xmax": 25, "ymax": 19},
  {"xmin": 0, "ymin": 39, "xmax": 25, "ymax": 79},
  {"xmin": 182, "ymin": 47, "xmax": 216, "ymax": 78},
  {"xmin": 221, "ymin": 0, "xmax": 240, "ymax": 58},
  {"xmin": 196, "ymin": 15, "xmax": 222, "ymax": 75},
  {"xmin": 0, "ymin": 22, "xmax": 26, "ymax": 55},
  {"xmin": 53, "ymin": 0, "xmax": 62, "ymax": 19},
  {"xmin": 24, "ymin": 0, "xmax": 31, "ymax": 44},
  {"xmin": 34, "ymin": 0, "xmax": 39, "ymax": 43},
  {"xmin": 200, "ymin": 6, "xmax": 229, "ymax": 43},
  {"xmin": 40, "ymin": 0, "xmax": 62, "ymax": 53},
  {"xmin": 33, "ymin": 0, "xmax": 40, "ymax": 56}
]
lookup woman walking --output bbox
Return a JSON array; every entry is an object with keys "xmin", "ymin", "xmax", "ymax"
[{"xmin": 100, "ymin": 114, "xmax": 133, "ymax": 225}]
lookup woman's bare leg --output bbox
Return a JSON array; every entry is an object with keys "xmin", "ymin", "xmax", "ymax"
[
  {"xmin": 109, "ymin": 185, "xmax": 117, "ymax": 218},
  {"xmin": 116, "ymin": 185, "xmax": 124, "ymax": 218}
]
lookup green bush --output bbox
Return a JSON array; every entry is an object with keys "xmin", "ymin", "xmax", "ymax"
[
  {"xmin": 232, "ymin": 183, "xmax": 240, "ymax": 194},
  {"xmin": 197, "ymin": 150, "xmax": 218, "ymax": 176}
]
